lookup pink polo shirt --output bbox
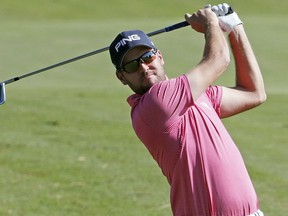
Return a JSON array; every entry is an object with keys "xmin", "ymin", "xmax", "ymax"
[{"xmin": 127, "ymin": 75, "xmax": 259, "ymax": 216}]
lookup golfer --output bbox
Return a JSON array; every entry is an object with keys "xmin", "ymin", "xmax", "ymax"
[{"xmin": 109, "ymin": 3, "xmax": 266, "ymax": 216}]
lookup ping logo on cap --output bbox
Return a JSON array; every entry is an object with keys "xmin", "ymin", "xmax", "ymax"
[
  {"xmin": 109, "ymin": 30, "xmax": 155, "ymax": 69},
  {"xmin": 115, "ymin": 34, "xmax": 141, "ymax": 52}
]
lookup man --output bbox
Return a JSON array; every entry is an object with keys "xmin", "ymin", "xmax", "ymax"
[{"xmin": 109, "ymin": 3, "xmax": 266, "ymax": 216}]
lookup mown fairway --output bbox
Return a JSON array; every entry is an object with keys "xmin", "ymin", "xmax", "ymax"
[{"xmin": 0, "ymin": 0, "xmax": 287, "ymax": 215}]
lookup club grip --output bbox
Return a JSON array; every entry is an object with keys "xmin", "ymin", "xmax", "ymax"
[
  {"xmin": 147, "ymin": 21, "xmax": 189, "ymax": 37},
  {"xmin": 165, "ymin": 21, "xmax": 189, "ymax": 32}
]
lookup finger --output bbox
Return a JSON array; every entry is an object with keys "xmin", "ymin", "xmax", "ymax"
[
  {"xmin": 211, "ymin": 5, "xmax": 220, "ymax": 16},
  {"xmin": 218, "ymin": 4, "xmax": 226, "ymax": 16},
  {"xmin": 221, "ymin": 3, "xmax": 230, "ymax": 15},
  {"xmin": 185, "ymin": 13, "xmax": 192, "ymax": 22},
  {"xmin": 185, "ymin": 13, "xmax": 192, "ymax": 19},
  {"xmin": 185, "ymin": 13, "xmax": 193, "ymax": 24},
  {"xmin": 204, "ymin": 4, "xmax": 211, "ymax": 9}
]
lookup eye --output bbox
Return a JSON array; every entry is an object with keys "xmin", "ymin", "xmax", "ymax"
[{"xmin": 124, "ymin": 61, "xmax": 139, "ymax": 73}]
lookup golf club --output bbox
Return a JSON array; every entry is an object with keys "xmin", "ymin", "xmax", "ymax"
[{"xmin": 0, "ymin": 21, "xmax": 189, "ymax": 105}]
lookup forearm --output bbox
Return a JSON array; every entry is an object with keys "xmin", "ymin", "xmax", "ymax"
[
  {"xmin": 229, "ymin": 25, "xmax": 266, "ymax": 102},
  {"xmin": 201, "ymin": 23, "xmax": 230, "ymax": 72},
  {"xmin": 184, "ymin": 9, "xmax": 230, "ymax": 101},
  {"xmin": 212, "ymin": 3, "xmax": 266, "ymax": 117}
]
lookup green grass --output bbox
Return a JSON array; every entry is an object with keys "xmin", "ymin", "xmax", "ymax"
[{"xmin": 0, "ymin": 1, "xmax": 287, "ymax": 215}]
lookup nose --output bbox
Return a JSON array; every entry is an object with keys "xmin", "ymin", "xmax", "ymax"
[{"xmin": 138, "ymin": 60, "xmax": 149, "ymax": 72}]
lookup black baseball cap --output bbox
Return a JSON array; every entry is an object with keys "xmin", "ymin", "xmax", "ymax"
[{"xmin": 109, "ymin": 30, "xmax": 155, "ymax": 70}]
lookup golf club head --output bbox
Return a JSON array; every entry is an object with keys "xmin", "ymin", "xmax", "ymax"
[{"xmin": 0, "ymin": 82, "xmax": 6, "ymax": 105}]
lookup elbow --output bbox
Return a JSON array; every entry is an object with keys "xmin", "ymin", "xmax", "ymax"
[
  {"xmin": 256, "ymin": 81, "xmax": 267, "ymax": 105},
  {"xmin": 224, "ymin": 54, "xmax": 231, "ymax": 69},
  {"xmin": 219, "ymin": 44, "xmax": 230, "ymax": 71},
  {"xmin": 222, "ymin": 41, "xmax": 231, "ymax": 69},
  {"xmin": 258, "ymin": 90, "xmax": 267, "ymax": 105},
  {"xmin": 220, "ymin": 52, "xmax": 230, "ymax": 72},
  {"xmin": 253, "ymin": 89, "xmax": 267, "ymax": 107},
  {"xmin": 204, "ymin": 43, "xmax": 231, "ymax": 72}
]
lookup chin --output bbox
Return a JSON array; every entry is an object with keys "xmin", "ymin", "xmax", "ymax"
[{"xmin": 143, "ymin": 75, "xmax": 162, "ymax": 85}]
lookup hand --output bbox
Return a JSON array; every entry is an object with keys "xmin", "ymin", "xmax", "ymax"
[
  {"xmin": 185, "ymin": 7, "xmax": 219, "ymax": 33},
  {"xmin": 211, "ymin": 3, "xmax": 242, "ymax": 33}
]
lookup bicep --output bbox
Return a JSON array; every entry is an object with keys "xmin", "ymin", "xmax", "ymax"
[
  {"xmin": 186, "ymin": 60, "xmax": 227, "ymax": 102},
  {"xmin": 220, "ymin": 86, "xmax": 263, "ymax": 118}
]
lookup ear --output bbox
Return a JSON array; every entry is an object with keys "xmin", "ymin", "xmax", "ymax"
[
  {"xmin": 157, "ymin": 50, "xmax": 165, "ymax": 66},
  {"xmin": 116, "ymin": 71, "xmax": 128, "ymax": 85}
]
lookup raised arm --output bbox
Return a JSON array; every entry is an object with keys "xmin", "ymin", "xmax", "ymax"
[
  {"xmin": 212, "ymin": 4, "xmax": 267, "ymax": 118},
  {"xmin": 184, "ymin": 7, "xmax": 230, "ymax": 101}
]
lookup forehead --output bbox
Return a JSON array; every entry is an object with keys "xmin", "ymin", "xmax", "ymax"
[{"xmin": 123, "ymin": 46, "xmax": 152, "ymax": 63}]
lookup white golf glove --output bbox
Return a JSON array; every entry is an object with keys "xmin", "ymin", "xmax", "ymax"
[{"xmin": 211, "ymin": 3, "xmax": 242, "ymax": 33}]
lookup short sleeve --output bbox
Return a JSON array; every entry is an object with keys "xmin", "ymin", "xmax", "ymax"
[
  {"xmin": 205, "ymin": 86, "xmax": 223, "ymax": 116},
  {"xmin": 130, "ymin": 75, "xmax": 193, "ymax": 132}
]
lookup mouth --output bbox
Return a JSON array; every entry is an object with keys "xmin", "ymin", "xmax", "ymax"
[
  {"xmin": 144, "ymin": 73, "xmax": 154, "ymax": 79},
  {"xmin": 142, "ymin": 71, "xmax": 155, "ymax": 81},
  {"xmin": 141, "ymin": 75, "xmax": 155, "ymax": 85}
]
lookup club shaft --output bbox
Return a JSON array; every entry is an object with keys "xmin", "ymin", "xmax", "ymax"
[
  {"xmin": 3, "ymin": 21, "xmax": 189, "ymax": 85},
  {"xmin": 147, "ymin": 21, "xmax": 189, "ymax": 37},
  {"xmin": 4, "ymin": 46, "xmax": 110, "ymax": 85}
]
